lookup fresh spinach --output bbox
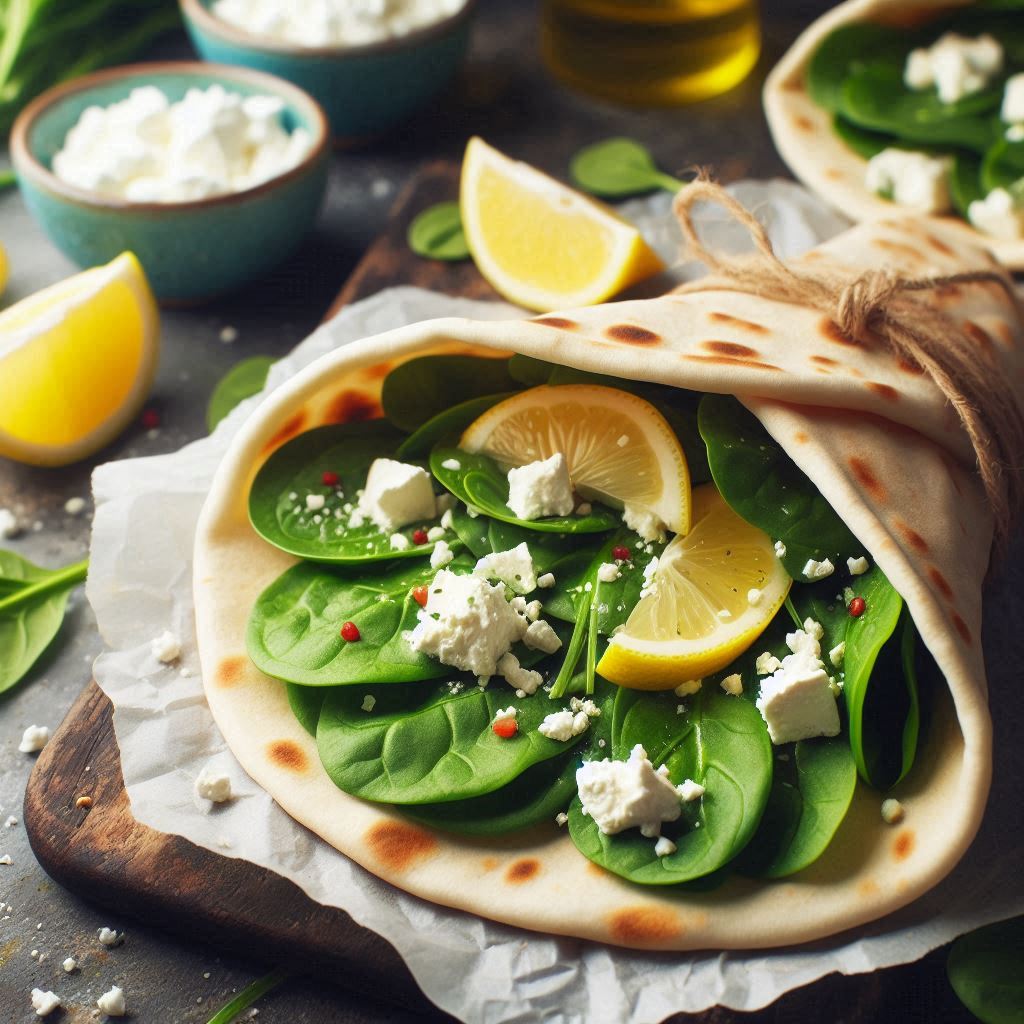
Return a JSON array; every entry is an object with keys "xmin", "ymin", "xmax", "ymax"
[
  {"xmin": 429, "ymin": 445, "xmax": 620, "ymax": 533},
  {"xmin": 507, "ymin": 354, "xmax": 556, "ymax": 387},
  {"xmin": 569, "ymin": 138, "xmax": 684, "ymax": 198},
  {"xmin": 206, "ymin": 356, "xmax": 274, "ymax": 432},
  {"xmin": 287, "ymin": 683, "xmax": 326, "ymax": 736},
  {"xmin": 832, "ymin": 114, "xmax": 892, "ymax": 160},
  {"xmin": 951, "ymin": 152, "xmax": 986, "ymax": 217},
  {"xmin": 407, "ymin": 201, "xmax": 470, "ymax": 261},
  {"xmin": 395, "ymin": 393, "xmax": 518, "ymax": 459},
  {"xmin": 806, "ymin": 23, "xmax": 909, "ymax": 113},
  {"xmin": 249, "ymin": 421, "xmax": 439, "ymax": 564},
  {"xmin": 0, "ymin": 552, "xmax": 89, "ymax": 695},
  {"xmin": 698, "ymin": 394, "xmax": 860, "ymax": 579},
  {"xmin": 947, "ymin": 916, "xmax": 1024, "ymax": 1024},
  {"xmin": 568, "ymin": 685, "xmax": 772, "ymax": 884},
  {"xmin": 382, "ymin": 356, "xmax": 519, "ymax": 434},
  {"xmin": 981, "ymin": 138, "xmax": 1024, "ymax": 196}
]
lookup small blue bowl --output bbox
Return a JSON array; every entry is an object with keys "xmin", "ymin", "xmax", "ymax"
[
  {"xmin": 180, "ymin": 0, "xmax": 476, "ymax": 143},
  {"xmin": 10, "ymin": 61, "xmax": 330, "ymax": 305}
]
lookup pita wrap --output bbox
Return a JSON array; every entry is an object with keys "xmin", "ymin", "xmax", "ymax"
[
  {"xmin": 764, "ymin": 0, "xmax": 1024, "ymax": 271},
  {"xmin": 193, "ymin": 213, "xmax": 1020, "ymax": 951}
]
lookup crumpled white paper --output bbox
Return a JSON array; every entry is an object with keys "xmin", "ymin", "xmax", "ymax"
[{"xmin": 88, "ymin": 182, "xmax": 1024, "ymax": 1024}]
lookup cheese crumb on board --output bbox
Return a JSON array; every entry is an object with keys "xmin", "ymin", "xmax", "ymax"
[{"xmin": 18, "ymin": 725, "xmax": 50, "ymax": 754}]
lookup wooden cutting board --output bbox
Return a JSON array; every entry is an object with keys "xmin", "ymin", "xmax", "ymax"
[{"xmin": 23, "ymin": 162, "xmax": 962, "ymax": 1024}]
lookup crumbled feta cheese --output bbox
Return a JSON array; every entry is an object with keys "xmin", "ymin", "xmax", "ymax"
[
  {"xmin": 616, "ymin": 434, "xmax": 630, "ymax": 448},
  {"xmin": 622, "ymin": 504, "xmax": 666, "ymax": 542},
  {"xmin": 755, "ymin": 652, "xmax": 782, "ymax": 676},
  {"xmin": 0, "ymin": 855, "xmax": 11, "ymax": 865},
  {"xmin": 829, "ymin": 641, "xmax": 846, "ymax": 667},
  {"xmin": 905, "ymin": 33, "xmax": 1002, "ymax": 103},
  {"xmin": 802, "ymin": 557, "xmax": 835, "ymax": 581},
  {"xmin": 881, "ymin": 798, "xmax": 905, "ymax": 825},
  {"xmin": 439, "ymin": 507, "xmax": 454, "ymax": 529},
  {"xmin": 220, "ymin": 325, "xmax": 238, "ymax": 343},
  {"xmin": 968, "ymin": 187, "xmax": 1024, "ymax": 240},
  {"xmin": 678, "ymin": 779, "xmax": 705, "ymax": 801},
  {"xmin": 441, "ymin": 458, "xmax": 462, "ymax": 471},
  {"xmin": 654, "ymin": 836, "xmax": 677, "ymax": 857},
  {"xmin": 195, "ymin": 768, "xmax": 232, "ymax": 803},
  {"xmin": 358, "ymin": 458, "xmax": 436, "ymax": 532},
  {"xmin": 64, "ymin": 496, "xmax": 86, "ymax": 516},
  {"xmin": 97, "ymin": 927, "xmax": 123, "ymax": 947},
  {"xmin": 537, "ymin": 572, "xmax": 555, "ymax": 589},
  {"xmin": 389, "ymin": 533, "xmax": 410, "ymax": 551},
  {"xmin": 493, "ymin": 706, "xmax": 517, "ymax": 725},
  {"xmin": 747, "ymin": 587, "xmax": 762, "ymax": 606},
  {"xmin": 506, "ymin": 454, "xmax": 574, "ymax": 520},
  {"xmin": 847, "ymin": 555, "xmax": 869, "ymax": 575},
  {"xmin": 410, "ymin": 571, "xmax": 527, "ymax": 677},
  {"xmin": 422, "ymin": 526, "xmax": 443, "ymax": 544},
  {"xmin": 774, "ymin": 540, "xmax": 787, "ymax": 558},
  {"xmin": 673, "ymin": 679, "xmax": 702, "ymax": 697},
  {"xmin": 497, "ymin": 652, "xmax": 542, "ymax": 695},
  {"xmin": 0, "ymin": 508, "xmax": 20, "ymax": 538},
  {"xmin": 97, "ymin": 985, "xmax": 126, "ymax": 1016},
  {"xmin": 538, "ymin": 709, "xmax": 589, "ymax": 741},
  {"xmin": 31, "ymin": 989, "xmax": 61, "ymax": 1016},
  {"xmin": 18, "ymin": 725, "xmax": 50, "ymax": 754},
  {"xmin": 755, "ymin": 620, "xmax": 840, "ymax": 744},
  {"xmin": 555, "ymin": 811, "xmax": 568, "ymax": 826},
  {"xmin": 524, "ymin": 600, "xmax": 542, "ymax": 621},
  {"xmin": 62, "ymin": 957, "xmax": 76, "ymax": 973},
  {"xmin": 720, "ymin": 673, "xmax": 743, "ymax": 696},
  {"xmin": 473, "ymin": 543, "xmax": 537, "ymax": 594},
  {"xmin": 597, "ymin": 561, "xmax": 621, "ymax": 584},
  {"xmin": 360, "ymin": 694, "xmax": 376, "ymax": 712},
  {"xmin": 1003, "ymin": 72, "xmax": 1024, "ymax": 122},
  {"xmin": 865, "ymin": 149, "xmax": 952, "ymax": 214},
  {"xmin": 569, "ymin": 696, "xmax": 601, "ymax": 719},
  {"xmin": 151, "ymin": 630, "xmax": 181, "ymax": 663},
  {"xmin": 4, "ymin": 816, "xmax": 16, "ymax": 828},
  {"xmin": 305, "ymin": 493, "xmax": 325, "ymax": 512},
  {"xmin": 430, "ymin": 539, "xmax": 454, "ymax": 569},
  {"xmin": 523, "ymin": 619, "xmax": 562, "ymax": 654},
  {"xmin": 717, "ymin": 609, "xmax": 732, "ymax": 621},
  {"xmin": 576, "ymin": 745, "xmax": 686, "ymax": 837},
  {"xmin": 639, "ymin": 556, "xmax": 659, "ymax": 598}
]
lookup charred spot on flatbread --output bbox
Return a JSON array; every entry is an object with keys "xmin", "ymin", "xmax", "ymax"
[
  {"xmin": 216, "ymin": 655, "xmax": 249, "ymax": 689},
  {"xmin": 894, "ymin": 519, "xmax": 930, "ymax": 556},
  {"xmin": 262, "ymin": 411, "xmax": 308, "ymax": 455},
  {"xmin": 608, "ymin": 907, "xmax": 683, "ymax": 945},
  {"xmin": 866, "ymin": 382, "xmax": 900, "ymax": 402},
  {"xmin": 327, "ymin": 389, "xmax": 381, "ymax": 424},
  {"xmin": 927, "ymin": 567, "xmax": 954, "ymax": 601},
  {"xmin": 848, "ymin": 457, "xmax": 887, "ymax": 503},
  {"xmin": 365, "ymin": 821, "xmax": 438, "ymax": 873},
  {"xmin": 963, "ymin": 321, "xmax": 995, "ymax": 358},
  {"xmin": 707, "ymin": 312, "xmax": 769, "ymax": 335},
  {"xmin": 505, "ymin": 858, "xmax": 541, "ymax": 884},
  {"xmin": 532, "ymin": 316, "xmax": 580, "ymax": 330},
  {"xmin": 892, "ymin": 830, "xmax": 915, "ymax": 862},
  {"xmin": 606, "ymin": 324, "xmax": 660, "ymax": 345},
  {"xmin": 819, "ymin": 317, "xmax": 858, "ymax": 348},
  {"xmin": 268, "ymin": 740, "xmax": 309, "ymax": 773},
  {"xmin": 951, "ymin": 612, "xmax": 972, "ymax": 647},
  {"xmin": 684, "ymin": 354, "xmax": 782, "ymax": 372},
  {"xmin": 700, "ymin": 341, "xmax": 761, "ymax": 359}
]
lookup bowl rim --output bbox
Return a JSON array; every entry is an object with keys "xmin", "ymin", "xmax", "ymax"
[
  {"xmin": 10, "ymin": 60, "xmax": 331, "ymax": 214},
  {"xmin": 178, "ymin": 0, "xmax": 477, "ymax": 58}
]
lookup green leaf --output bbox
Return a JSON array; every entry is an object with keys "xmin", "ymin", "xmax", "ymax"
[
  {"xmin": 947, "ymin": 916, "xmax": 1024, "ymax": 1024},
  {"xmin": 429, "ymin": 444, "xmax": 620, "ymax": 534},
  {"xmin": 248, "ymin": 421, "xmax": 441, "ymax": 564},
  {"xmin": 698, "ymin": 394, "xmax": 860, "ymax": 579},
  {"xmin": 568, "ymin": 685, "xmax": 773, "ymax": 884},
  {"xmin": 569, "ymin": 137, "xmax": 684, "ymax": 198},
  {"xmin": 951, "ymin": 151, "xmax": 986, "ymax": 217},
  {"xmin": 832, "ymin": 114, "xmax": 893, "ymax": 160},
  {"xmin": 0, "ymin": 552, "xmax": 88, "ymax": 695},
  {"xmin": 247, "ymin": 553, "xmax": 474, "ymax": 687},
  {"xmin": 806, "ymin": 23, "xmax": 910, "ymax": 113},
  {"xmin": 395, "ymin": 392, "xmax": 518, "ymax": 460},
  {"xmin": 0, "ymin": 169, "xmax": 15, "ymax": 191},
  {"xmin": 382, "ymin": 355, "xmax": 519, "ymax": 434},
  {"xmin": 206, "ymin": 356, "xmax": 274, "ymax": 432},
  {"xmin": 287, "ymin": 683, "xmax": 326, "ymax": 736},
  {"xmin": 205, "ymin": 967, "xmax": 289, "ymax": 1024},
  {"xmin": 407, "ymin": 201, "xmax": 470, "ymax": 261},
  {"xmin": 981, "ymin": 138, "xmax": 1024, "ymax": 196}
]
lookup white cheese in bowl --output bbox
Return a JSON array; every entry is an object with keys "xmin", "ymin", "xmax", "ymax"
[
  {"xmin": 212, "ymin": 0, "xmax": 467, "ymax": 48},
  {"xmin": 51, "ymin": 85, "xmax": 313, "ymax": 203}
]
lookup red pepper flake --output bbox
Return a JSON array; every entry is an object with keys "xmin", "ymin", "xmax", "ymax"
[
  {"xmin": 141, "ymin": 408, "xmax": 160, "ymax": 430},
  {"xmin": 321, "ymin": 471, "xmax": 340, "ymax": 487},
  {"xmin": 492, "ymin": 718, "xmax": 518, "ymax": 739},
  {"xmin": 612, "ymin": 545, "xmax": 631, "ymax": 562},
  {"xmin": 412, "ymin": 528, "xmax": 429, "ymax": 545},
  {"xmin": 849, "ymin": 597, "xmax": 866, "ymax": 618},
  {"xmin": 340, "ymin": 621, "xmax": 361, "ymax": 642},
  {"xmin": 411, "ymin": 585, "xmax": 428, "ymax": 608}
]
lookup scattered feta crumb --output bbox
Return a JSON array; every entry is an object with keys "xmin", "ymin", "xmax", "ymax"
[
  {"xmin": 537, "ymin": 572, "xmax": 555, "ymax": 589},
  {"xmin": 18, "ymin": 725, "xmax": 50, "ymax": 754},
  {"xmin": 1003, "ymin": 71, "xmax": 1024, "ymax": 122},
  {"xmin": 720, "ymin": 673, "xmax": 743, "ymax": 696},
  {"xmin": 622, "ymin": 504, "xmax": 666, "ymax": 543},
  {"xmin": 493, "ymin": 706, "xmax": 517, "ymax": 725},
  {"xmin": 473, "ymin": 543, "xmax": 537, "ymax": 594},
  {"xmin": 865, "ymin": 148, "xmax": 953, "ymax": 214},
  {"xmin": 678, "ymin": 779, "xmax": 705, "ymax": 801},
  {"xmin": 968, "ymin": 186, "xmax": 1024, "ymax": 240},
  {"xmin": 616, "ymin": 434, "xmax": 630, "ymax": 448},
  {"xmin": 774, "ymin": 540, "xmax": 787, "ymax": 558},
  {"xmin": 829, "ymin": 641, "xmax": 846, "ymax": 667},
  {"xmin": 523, "ymin": 619, "xmax": 562, "ymax": 654},
  {"xmin": 30, "ymin": 989, "xmax": 62, "ymax": 1016},
  {"xmin": 358, "ymin": 458, "xmax": 436, "ymax": 532},
  {"xmin": 524, "ymin": 600, "xmax": 542, "ymax": 621},
  {"xmin": 0, "ymin": 508, "xmax": 21, "ymax": 538},
  {"xmin": 755, "ymin": 651, "xmax": 782, "ymax": 676},
  {"xmin": 539, "ymin": 709, "xmax": 589, "ymax": 741},
  {"xmin": 597, "ymin": 562, "xmax": 621, "ymax": 583},
  {"xmin": 151, "ymin": 630, "xmax": 181, "ymax": 664},
  {"xmin": 747, "ymin": 587, "xmax": 762, "ymax": 606},
  {"xmin": 847, "ymin": 555, "xmax": 869, "ymax": 576},
  {"xmin": 97, "ymin": 985, "xmax": 126, "ymax": 1016},
  {"xmin": 802, "ymin": 557, "xmax": 835, "ymax": 581},
  {"xmin": 905, "ymin": 32, "xmax": 1002, "ymax": 103},
  {"xmin": 305, "ymin": 493, "xmax": 326, "ymax": 512},
  {"xmin": 97, "ymin": 927, "xmax": 123, "ymax": 947},
  {"xmin": 4, "ymin": 816, "xmax": 16, "ymax": 828},
  {"xmin": 62, "ymin": 957, "xmax": 77, "ymax": 973},
  {"xmin": 441, "ymin": 458, "xmax": 461, "ymax": 471},
  {"xmin": 498, "ymin": 653, "xmax": 542, "ymax": 695},
  {"xmin": 506, "ymin": 453, "xmax": 575, "ymax": 520},
  {"xmin": 430, "ymin": 539, "xmax": 454, "ymax": 569},
  {"xmin": 639, "ymin": 556, "xmax": 659, "ymax": 598},
  {"xmin": 426, "ymin": 526, "xmax": 446, "ymax": 543},
  {"xmin": 361, "ymin": 694, "xmax": 376, "ymax": 712},
  {"xmin": 389, "ymin": 533, "xmax": 410, "ymax": 551},
  {"xmin": 555, "ymin": 812, "xmax": 568, "ymax": 826},
  {"xmin": 654, "ymin": 835, "xmax": 677, "ymax": 857},
  {"xmin": 0, "ymin": 855, "xmax": 12, "ymax": 865},
  {"xmin": 195, "ymin": 768, "xmax": 232, "ymax": 803},
  {"xmin": 220, "ymin": 325, "xmax": 238, "ymax": 343},
  {"xmin": 673, "ymin": 679, "xmax": 702, "ymax": 697},
  {"xmin": 881, "ymin": 798, "xmax": 905, "ymax": 825},
  {"xmin": 439, "ymin": 507, "xmax": 454, "ymax": 529},
  {"xmin": 64, "ymin": 496, "xmax": 86, "ymax": 516}
]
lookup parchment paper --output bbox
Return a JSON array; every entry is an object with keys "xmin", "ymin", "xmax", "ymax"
[{"xmin": 87, "ymin": 182, "xmax": 1024, "ymax": 1024}]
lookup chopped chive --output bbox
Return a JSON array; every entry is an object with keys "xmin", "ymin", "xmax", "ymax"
[
  {"xmin": 585, "ymin": 591, "xmax": 599, "ymax": 696},
  {"xmin": 784, "ymin": 596, "xmax": 802, "ymax": 629},
  {"xmin": 205, "ymin": 967, "xmax": 289, "ymax": 1024},
  {"xmin": 549, "ymin": 586, "xmax": 593, "ymax": 700}
]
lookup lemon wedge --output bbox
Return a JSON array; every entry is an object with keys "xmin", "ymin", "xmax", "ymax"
[
  {"xmin": 460, "ymin": 137, "xmax": 664, "ymax": 311},
  {"xmin": 598, "ymin": 484, "xmax": 791, "ymax": 690},
  {"xmin": 460, "ymin": 384, "xmax": 690, "ymax": 537},
  {"xmin": 0, "ymin": 241, "xmax": 8, "ymax": 298},
  {"xmin": 0, "ymin": 252, "xmax": 159, "ymax": 466}
]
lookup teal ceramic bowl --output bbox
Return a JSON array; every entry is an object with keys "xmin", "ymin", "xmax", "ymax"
[
  {"xmin": 10, "ymin": 62, "xmax": 330, "ymax": 304},
  {"xmin": 180, "ymin": 0, "xmax": 476, "ymax": 142}
]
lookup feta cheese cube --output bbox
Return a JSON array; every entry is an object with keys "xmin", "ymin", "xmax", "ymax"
[
  {"xmin": 497, "ymin": 652, "xmax": 542, "ymax": 695},
  {"xmin": 361, "ymin": 694, "xmax": 376, "ymax": 712},
  {"xmin": 537, "ymin": 572, "xmax": 556, "ymax": 589},
  {"xmin": 473, "ymin": 542, "xmax": 537, "ymax": 594},
  {"xmin": 357, "ymin": 458, "xmax": 436, "ymax": 532},
  {"xmin": 968, "ymin": 187, "xmax": 1024, "ymax": 240},
  {"xmin": 195, "ymin": 768, "xmax": 232, "ymax": 803},
  {"xmin": 524, "ymin": 600, "xmax": 543, "ymax": 621},
  {"xmin": 389, "ymin": 533, "xmax": 410, "ymax": 551},
  {"xmin": 555, "ymin": 811, "xmax": 568, "ymax": 826},
  {"xmin": 97, "ymin": 927, "xmax": 123, "ymax": 947},
  {"xmin": 847, "ymin": 555, "xmax": 869, "ymax": 575},
  {"xmin": 802, "ymin": 557, "xmax": 835, "ymax": 580},
  {"xmin": 97, "ymin": 986, "xmax": 126, "ymax": 1016},
  {"xmin": 506, "ymin": 454, "xmax": 574, "ymax": 520},
  {"xmin": 865, "ymin": 149, "xmax": 952, "ymax": 214},
  {"xmin": 62, "ymin": 958, "xmax": 77, "ymax": 973},
  {"xmin": 597, "ymin": 562, "xmax": 621, "ymax": 583},
  {"xmin": 654, "ymin": 835, "xmax": 677, "ymax": 857},
  {"xmin": 523, "ymin": 619, "xmax": 562, "ymax": 654},
  {"xmin": 31, "ymin": 989, "xmax": 62, "ymax": 1016},
  {"xmin": 755, "ymin": 652, "xmax": 782, "ymax": 676},
  {"xmin": 305, "ymin": 493, "xmax": 325, "ymax": 512},
  {"xmin": 430, "ymin": 539, "xmax": 454, "ymax": 569},
  {"xmin": 1001, "ymin": 72, "xmax": 1024, "ymax": 122},
  {"xmin": 905, "ymin": 33, "xmax": 1003, "ymax": 103},
  {"xmin": 18, "ymin": 725, "xmax": 49, "ymax": 754},
  {"xmin": 427, "ymin": 526, "xmax": 446, "ymax": 542},
  {"xmin": 720, "ymin": 673, "xmax": 743, "ymax": 696}
]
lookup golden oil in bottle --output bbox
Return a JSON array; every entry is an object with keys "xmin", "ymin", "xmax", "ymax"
[{"xmin": 540, "ymin": 0, "xmax": 761, "ymax": 106}]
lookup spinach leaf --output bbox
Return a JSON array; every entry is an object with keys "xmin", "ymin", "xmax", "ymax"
[
  {"xmin": 951, "ymin": 152, "xmax": 986, "ymax": 217},
  {"xmin": 698, "ymin": 394, "xmax": 860, "ymax": 579},
  {"xmin": 247, "ymin": 553, "xmax": 474, "ymax": 687},
  {"xmin": 407, "ymin": 201, "xmax": 470, "ymax": 261},
  {"xmin": 947, "ymin": 916, "xmax": 1024, "ymax": 1024},
  {"xmin": 507, "ymin": 354, "xmax": 556, "ymax": 386},
  {"xmin": 395, "ymin": 393, "xmax": 518, "ymax": 459},
  {"xmin": 568, "ymin": 686, "xmax": 772, "ymax": 884},
  {"xmin": 0, "ymin": 552, "xmax": 89, "ymax": 695},
  {"xmin": 315, "ymin": 675, "xmax": 598, "ymax": 804},
  {"xmin": 569, "ymin": 138, "xmax": 684, "ymax": 198},
  {"xmin": 382, "ymin": 356, "xmax": 519, "ymax": 434},
  {"xmin": 287, "ymin": 683, "xmax": 326, "ymax": 737},
  {"xmin": 249, "ymin": 421, "xmax": 440, "ymax": 564},
  {"xmin": 807, "ymin": 23, "xmax": 910, "ymax": 113},
  {"xmin": 833, "ymin": 114, "xmax": 892, "ymax": 160},
  {"xmin": 429, "ymin": 445, "xmax": 620, "ymax": 533},
  {"xmin": 206, "ymin": 356, "xmax": 274, "ymax": 432},
  {"xmin": 981, "ymin": 138, "xmax": 1024, "ymax": 196}
]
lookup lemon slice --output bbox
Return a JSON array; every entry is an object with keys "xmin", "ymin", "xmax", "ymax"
[
  {"xmin": 0, "ymin": 253, "xmax": 159, "ymax": 466},
  {"xmin": 460, "ymin": 137, "xmax": 664, "ymax": 311},
  {"xmin": 598, "ymin": 484, "xmax": 791, "ymax": 690},
  {"xmin": 0, "ymin": 241, "xmax": 8, "ymax": 298},
  {"xmin": 460, "ymin": 384, "xmax": 690, "ymax": 537}
]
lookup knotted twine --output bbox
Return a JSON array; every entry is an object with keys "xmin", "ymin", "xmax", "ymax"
[{"xmin": 671, "ymin": 178, "xmax": 1024, "ymax": 553}]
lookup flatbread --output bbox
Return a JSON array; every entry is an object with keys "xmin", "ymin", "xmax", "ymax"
[
  {"xmin": 193, "ymin": 214, "xmax": 1019, "ymax": 950},
  {"xmin": 763, "ymin": 0, "xmax": 1024, "ymax": 271}
]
